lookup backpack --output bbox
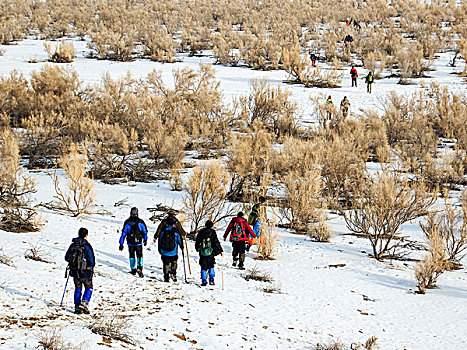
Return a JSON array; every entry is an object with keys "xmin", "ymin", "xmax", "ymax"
[
  {"xmin": 127, "ymin": 221, "xmax": 144, "ymax": 245},
  {"xmin": 160, "ymin": 228, "xmax": 176, "ymax": 251},
  {"xmin": 231, "ymin": 222, "xmax": 245, "ymax": 242},
  {"xmin": 68, "ymin": 241, "xmax": 88, "ymax": 271},
  {"xmin": 200, "ymin": 237, "xmax": 213, "ymax": 256}
]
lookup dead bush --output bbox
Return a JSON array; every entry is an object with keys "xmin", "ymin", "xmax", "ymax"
[
  {"xmin": 262, "ymin": 282, "xmax": 282, "ymax": 294},
  {"xmin": 44, "ymin": 40, "xmax": 76, "ymax": 63},
  {"xmin": 239, "ymin": 78, "xmax": 298, "ymax": 139},
  {"xmin": 395, "ymin": 41, "xmax": 432, "ymax": 84},
  {"xmin": 344, "ymin": 170, "xmax": 435, "ymax": 260},
  {"xmin": 282, "ymin": 169, "xmax": 331, "ymax": 241},
  {"xmin": 226, "ymin": 130, "xmax": 274, "ymax": 202},
  {"xmin": 0, "ymin": 128, "xmax": 39, "ymax": 232},
  {"xmin": 282, "ymin": 45, "xmax": 344, "ymax": 88},
  {"xmin": 182, "ymin": 161, "xmax": 234, "ymax": 235},
  {"xmin": 37, "ymin": 327, "xmax": 86, "ymax": 350},
  {"xmin": 244, "ymin": 266, "xmax": 274, "ymax": 283},
  {"xmin": 421, "ymin": 200, "xmax": 467, "ymax": 269},
  {"xmin": 255, "ymin": 219, "xmax": 279, "ymax": 260},
  {"xmin": 416, "ymin": 218, "xmax": 448, "ymax": 294},
  {"xmin": 313, "ymin": 341, "xmax": 345, "ymax": 350},
  {"xmin": 0, "ymin": 247, "xmax": 14, "ymax": 267},
  {"xmin": 24, "ymin": 244, "xmax": 51, "ymax": 264},
  {"xmin": 51, "ymin": 143, "xmax": 95, "ymax": 216},
  {"xmin": 89, "ymin": 313, "xmax": 136, "ymax": 345}
]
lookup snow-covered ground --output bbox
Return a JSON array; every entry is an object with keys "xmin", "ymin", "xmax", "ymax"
[{"xmin": 0, "ymin": 39, "xmax": 466, "ymax": 350}]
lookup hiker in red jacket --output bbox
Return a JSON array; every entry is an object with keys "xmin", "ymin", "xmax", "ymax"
[
  {"xmin": 350, "ymin": 66, "xmax": 358, "ymax": 87},
  {"xmin": 223, "ymin": 212, "xmax": 256, "ymax": 270}
]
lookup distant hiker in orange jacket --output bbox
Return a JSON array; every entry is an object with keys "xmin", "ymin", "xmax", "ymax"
[{"xmin": 350, "ymin": 66, "xmax": 358, "ymax": 87}]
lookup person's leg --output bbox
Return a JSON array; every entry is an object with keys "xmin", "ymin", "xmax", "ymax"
[
  {"xmin": 201, "ymin": 269, "xmax": 208, "ymax": 285},
  {"xmin": 128, "ymin": 246, "xmax": 136, "ymax": 274},
  {"xmin": 170, "ymin": 256, "xmax": 178, "ymax": 281},
  {"xmin": 73, "ymin": 277, "xmax": 83, "ymax": 313},
  {"xmin": 80, "ymin": 276, "xmax": 93, "ymax": 314},
  {"xmin": 136, "ymin": 245, "xmax": 144, "ymax": 277},
  {"xmin": 369, "ymin": 83, "xmax": 372, "ymax": 93},
  {"xmin": 162, "ymin": 256, "xmax": 170, "ymax": 282},
  {"xmin": 208, "ymin": 267, "xmax": 215, "ymax": 285},
  {"xmin": 232, "ymin": 242, "xmax": 239, "ymax": 266},
  {"xmin": 238, "ymin": 241, "xmax": 246, "ymax": 270}
]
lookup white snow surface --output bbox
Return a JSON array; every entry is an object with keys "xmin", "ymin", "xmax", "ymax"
[{"xmin": 0, "ymin": 39, "xmax": 466, "ymax": 350}]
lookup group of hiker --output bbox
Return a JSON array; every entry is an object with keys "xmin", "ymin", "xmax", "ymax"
[
  {"xmin": 64, "ymin": 197, "xmax": 266, "ymax": 314},
  {"xmin": 350, "ymin": 66, "xmax": 374, "ymax": 93}
]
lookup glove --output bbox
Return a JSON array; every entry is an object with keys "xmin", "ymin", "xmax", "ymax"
[
  {"xmin": 119, "ymin": 244, "xmax": 124, "ymax": 251},
  {"xmin": 144, "ymin": 240, "xmax": 147, "ymax": 246}
]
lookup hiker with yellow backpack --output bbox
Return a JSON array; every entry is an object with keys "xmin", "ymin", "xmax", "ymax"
[
  {"xmin": 195, "ymin": 220, "xmax": 223, "ymax": 286},
  {"xmin": 247, "ymin": 196, "xmax": 266, "ymax": 250}
]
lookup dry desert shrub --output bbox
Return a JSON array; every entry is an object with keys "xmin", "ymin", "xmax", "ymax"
[
  {"xmin": 0, "ymin": 70, "xmax": 33, "ymax": 126},
  {"xmin": 0, "ymin": 128, "xmax": 39, "ymax": 232},
  {"xmin": 0, "ymin": 247, "xmax": 14, "ymax": 267},
  {"xmin": 239, "ymin": 78, "xmax": 298, "ymax": 138},
  {"xmin": 281, "ymin": 169, "xmax": 331, "ymax": 242},
  {"xmin": 0, "ymin": 0, "xmax": 29, "ymax": 44},
  {"xmin": 44, "ymin": 40, "xmax": 76, "ymax": 63},
  {"xmin": 255, "ymin": 219, "xmax": 279, "ymax": 260},
  {"xmin": 416, "ymin": 219, "xmax": 448, "ymax": 294},
  {"xmin": 344, "ymin": 170, "xmax": 435, "ymax": 260},
  {"xmin": 226, "ymin": 130, "xmax": 274, "ymax": 201},
  {"xmin": 52, "ymin": 143, "xmax": 95, "ymax": 217},
  {"xmin": 182, "ymin": 161, "xmax": 234, "ymax": 235}
]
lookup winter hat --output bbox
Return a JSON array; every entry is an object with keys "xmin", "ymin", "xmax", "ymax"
[
  {"xmin": 168, "ymin": 209, "xmax": 177, "ymax": 216},
  {"xmin": 130, "ymin": 207, "xmax": 138, "ymax": 217},
  {"xmin": 167, "ymin": 216, "xmax": 176, "ymax": 225},
  {"xmin": 237, "ymin": 211, "xmax": 244, "ymax": 218},
  {"xmin": 206, "ymin": 220, "xmax": 214, "ymax": 228}
]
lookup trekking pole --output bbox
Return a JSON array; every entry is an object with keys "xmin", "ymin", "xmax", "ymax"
[
  {"xmin": 181, "ymin": 248, "xmax": 188, "ymax": 283},
  {"xmin": 60, "ymin": 267, "xmax": 70, "ymax": 307},
  {"xmin": 221, "ymin": 257, "xmax": 225, "ymax": 291},
  {"xmin": 183, "ymin": 235, "xmax": 192, "ymax": 275}
]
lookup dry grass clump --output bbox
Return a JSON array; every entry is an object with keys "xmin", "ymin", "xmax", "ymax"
[
  {"xmin": 44, "ymin": 40, "xmax": 76, "ymax": 63},
  {"xmin": 244, "ymin": 266, "xmax": 274, "ymax": 283},
  {"xmin": 262, "ymin": 282, "xmax": 282, "ymax": 294},
  {"xmin": 344, "ymin": 170, "xmax": 435, "ymax": 260},
  {"xmin": 0, "ymin": 247, "xmax": 14, "ymax": 267},
  {"xmin": 89, "ymin": 313, "xmax": 136, "ymax": 345},
  {"xmin": 37, "ymin": 327, "xmax": 86, "ymax": 350},
  {"xmin": 24, "ymin": 244, "xmax": 51, "ymax": 264}
]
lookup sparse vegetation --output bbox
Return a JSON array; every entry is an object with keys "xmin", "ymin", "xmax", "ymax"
[
  {"xmin": 37, "ymin": 327, "xmax": 86, "ymax": 350},
  {"xmin": 89, "ymin": 313, "xmax": 136, "ymax": 345}
]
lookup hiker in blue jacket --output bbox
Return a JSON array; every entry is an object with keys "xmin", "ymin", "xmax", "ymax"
[
  {"xmin": 65, "ymin": 227, "xmax": 95, "ymax": 314},
  {"xmin": 119, "ymin": 207, "xmax": 148, "ymax": 278},
  {"xmin": 158, "ymin": 217, "xmax": 183, "ymax": 282}
]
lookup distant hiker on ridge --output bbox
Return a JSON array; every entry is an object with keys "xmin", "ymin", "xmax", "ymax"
[
  {"xmin": 223, "ymin": 212, "xmax": 256, "ymax": 270},
  {"xmin": 119, "ymin": 207, "xmax": 148, "ymax": 278},
  {"xmin": 65, "ymin": 227, "xmax": 95, "ymax": 314},
  {"xmin": 340, "ymin": 96, "xmax": 350, "ymax": 118},
  {"xmin": 247, "ymin": 196, "xmax": 266, "ymax": 250},
  {"xmin": 195, "ymin": 220, "xmax": 223, "ymax": 286},
  {"xmin": 365, "ymin": 71, "xmax": 374, "ymax": 93},
  {"xmin": 350, "ymin": 66, "xmax": 358, "ymax": 87}
]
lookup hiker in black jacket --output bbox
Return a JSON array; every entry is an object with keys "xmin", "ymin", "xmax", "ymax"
[
  {"xmin": 195, "ymin": 220, "xmax": 223, "ymax": 286},
  {"xmin": 65, "ymin": 227, "xmax": 95, "ymax": 314}
]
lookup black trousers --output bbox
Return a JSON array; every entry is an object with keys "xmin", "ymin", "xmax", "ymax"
[
  {"xmin": 161, "ymin": 255, "xmax": 178, "ymax": 279},
  {"xmin": 128, "ymin": 245, "xmax": 143, "ymax": 259},
  {"xmin": 352, "ymin": 77, "xmax": 357, "ymax": 87},
  {"xmin": 73, "ymin": 275, "xmax": 93, "ymax": 289},
  {"xmin": 199, "ymin": 255, "xmax": 216, "ymax": 270},
  {"xmin": 232, "ymin": 241, "xmax": 246, "ymax": 266}
]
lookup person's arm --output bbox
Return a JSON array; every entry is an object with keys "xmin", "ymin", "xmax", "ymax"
[
  {"xmin": 244, "ymin": 221, "xmax": 256, "ymax": 238},
  {"xmin": 175, "ymin": 220, "xmax": 186, "ymax": 237},
  {"xmin": 154, "ymin": 221, "xmax": 164, "ymax": 241},
  {"xmin": 223, "ymin": 220, "xmax": 234, "ymax": 240},
  {"xmin": 119, "ymin": 224, "xmax": 129, "ymax": 245},
  {"xmin": 140, "ymin": 221, "xmax": 148, "ymax": 242},
  {"xmin": 195, "ymin": 231, "xmax": 202, "ymax": 252},
  {"xmin": 85, "ymin": 244, "xmax": 95, "ymax": 268},
  {"xmin": 212, "ymin": 230, "xmax": 223, "ymax": 255},
  {"xmin": 177, "ymin": 233, "xmax": 183, "ymax": 251},
  {"xmin": 65, "ymin": 244, "xmax": 71, "ymax": 262}
]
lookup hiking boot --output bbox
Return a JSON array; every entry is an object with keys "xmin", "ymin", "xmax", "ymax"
[
  {"xmin": 80, "ymin": 301, "xmax": 90, "ymax": 314},
  {"xmin": 171, "ymin": 274, "xmax": 177, "ymax": 282},
  {"xmin": 74, "ymin": 305, "xmax": 82, "ymax": 314},
  {"xmin": 209, "ymin": 280, "xmax": 215, "ymax": 286},
  {"xmin": 164, "ymin": 274, "xmax": 170, "ymax": 282},
  {"xmin": 201, "ymin": 281, "xmax": 208, "ymax": 286},
  {"xmin": 238, "ymin": 264, "xmax": 245, "ymax": 270},
  {"xmin": 232, "ymin": 261, "xmax": 237, "ymax": 267},
  {"xmin": 130, "ymin": 269, "xmax": 137, "ymax": 275},
  {"xmin": 137, "ymin": 269, "xmax": 144, "ymax": 278}
]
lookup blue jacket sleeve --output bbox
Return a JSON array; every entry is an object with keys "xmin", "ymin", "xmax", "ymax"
[
  {"xmin": 119, "ymin": 224, "xmax": 130, "ymax": 245},
  {"xmin": 139, "ymin": 222, "xmax": 148, "ymax": 241},
  {"xmin": 85, "ymin": 244, "xmax": 95, "ymax": 267},
  {"xmin": 177, "ymin": 233, "xmax": 183, "ymax": 251}
]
